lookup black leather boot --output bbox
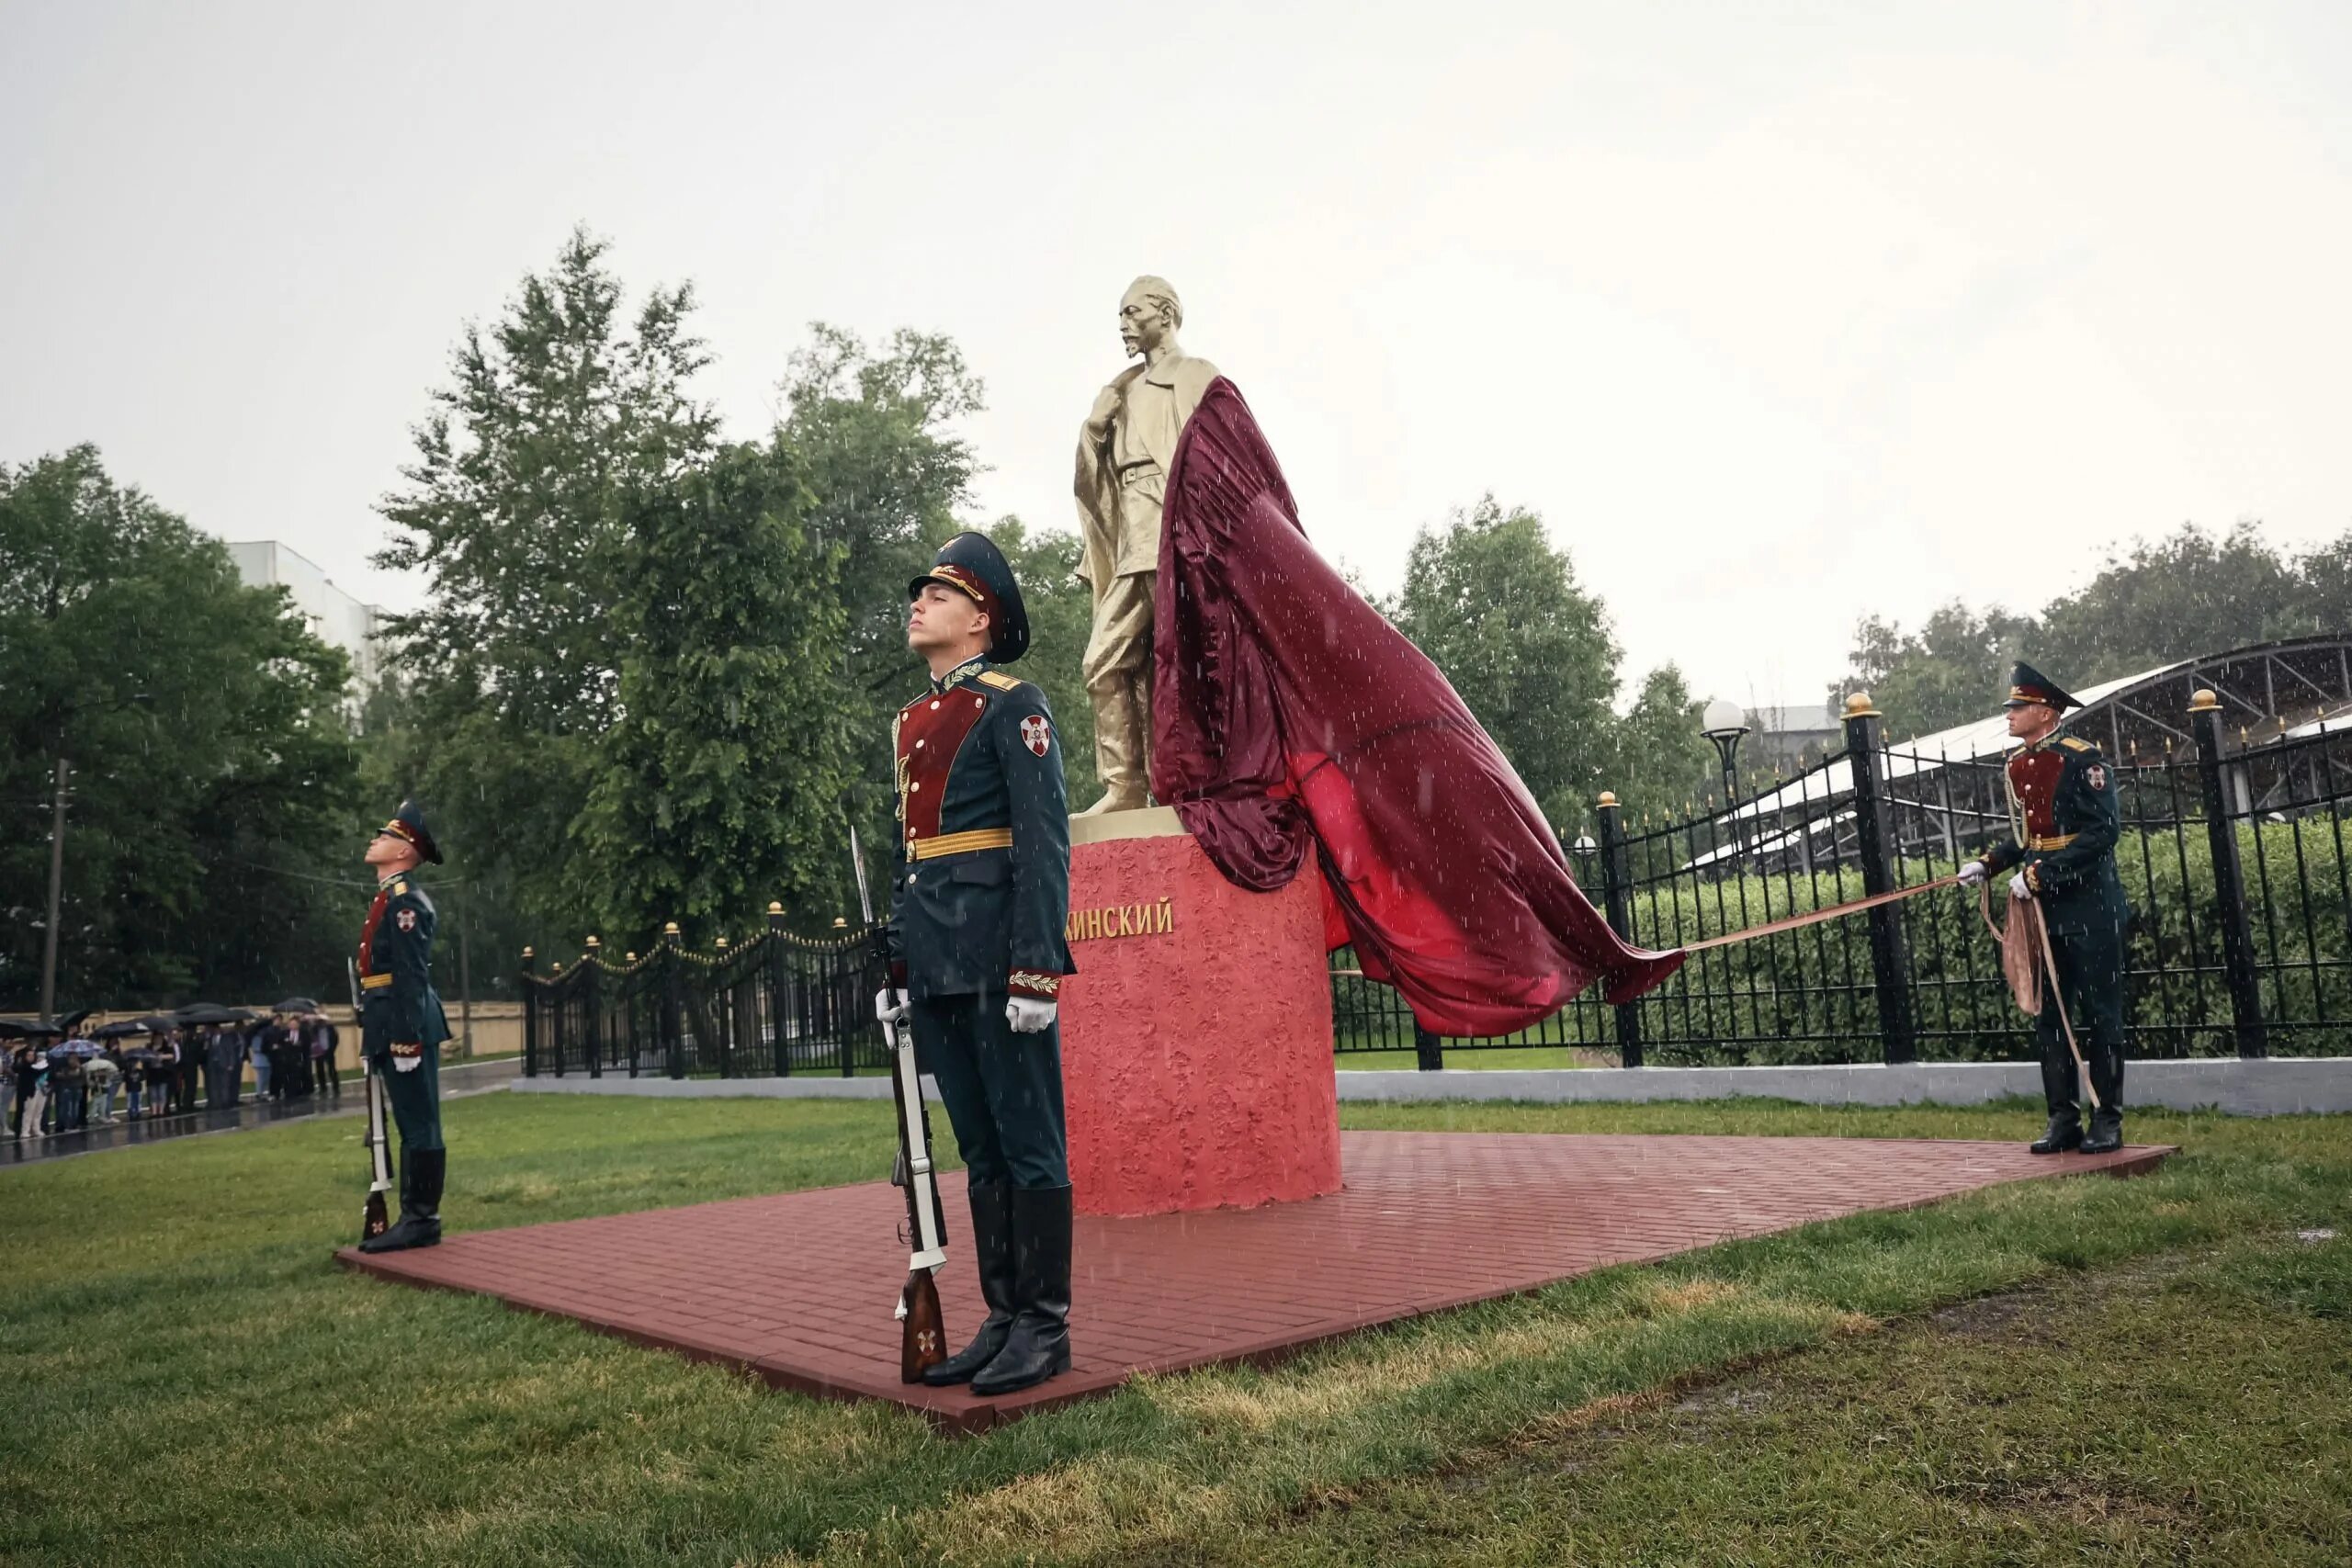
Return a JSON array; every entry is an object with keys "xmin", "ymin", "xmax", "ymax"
[
  {"xmin": 2079, "ymin": 1042, "xmax": 2126, "ymax": 1152},
  {"xmin": 2030, "ymin": 1113, "xmax": 2084, "ymax": 1155},
  {"xmin": 971, "ymin": 1185, "xmax": 1072, "ymax": 1396},
  {"xmin": 923, "ymin": 1182, "xmax": 1016, "ymax": 1386},
  {"xmin": 360, "ymin": 1148, "xmax": 444, "ymax": 1252}
]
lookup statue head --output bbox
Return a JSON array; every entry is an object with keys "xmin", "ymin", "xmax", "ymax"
[{"xmin": 1119, "ymin": 276, "xmax": 1182, "ymax": 359}]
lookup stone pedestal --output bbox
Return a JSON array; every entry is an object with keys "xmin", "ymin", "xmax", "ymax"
[{"xmin": 1060, "ymin": 807, "xmax": 1340, "ymax": 1218}]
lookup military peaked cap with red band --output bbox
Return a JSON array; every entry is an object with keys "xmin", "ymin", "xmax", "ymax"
[
  {"xmin": 373, "ymin": 798, "xmax": 444, "ymax": 864},
  {"xmin": 909, "ymin": 531, "xmax": 1030, "ymax": 664},
  {"xmin": 2003, "ymin": 660, "xmax": 2080, "ymax": 712}
]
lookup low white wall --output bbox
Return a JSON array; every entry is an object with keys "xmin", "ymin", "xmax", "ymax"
[{"xmin": 512, "ymin": 1058, "xmax": 2352, "ymax": 1116}]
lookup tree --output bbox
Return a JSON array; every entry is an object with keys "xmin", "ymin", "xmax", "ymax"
[
  {"xmin": 1831, "ymin": 521, "xmax": 2352, "ymax": 739},
  {"xmin": 983, "ymin": 517, "xmax": 1097, "ymax": 810},
  {"xmin": 776, "ymin": 327, "xmax": 993, "ymax": 877},
  {"xmin": 0, "ymin": 446, "xmax": 358, "ymax": 1009},
  {"xmin": 1388, "ymin": 497, "xmax": 1622, "ymax": 832},
  {"xmin": 1607, "ymin": 665, "xmax": 1721, "ymax": 827},
  {"xmin": 574, "ymin": 439, "xmax": 858, "ymax": 942},
  {"xmin": 373, "ymin": 228, "xmax": 720, "ymax": 939}
]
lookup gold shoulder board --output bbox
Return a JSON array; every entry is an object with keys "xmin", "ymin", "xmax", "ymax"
[
  {"xmin": 977, "ymin": 670, "xmax": 1022, "ymax": 692},
  {"xmin": 2059, "ymin": 737, "xmax": 2093, "ymax": 751},
  {"xmin": 392, "ymin": 880, "xmax": 409, "ymax": 895}
]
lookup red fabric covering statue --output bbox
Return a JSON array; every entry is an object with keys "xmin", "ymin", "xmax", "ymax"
[{"xmin": 1149, "ymin": 378, "xmax": 1685, "ymax": 1035}]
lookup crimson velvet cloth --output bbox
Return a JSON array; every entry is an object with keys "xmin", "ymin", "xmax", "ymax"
[{"xmin": 1149, "ymin": 378, "xmax": 1685, "ymax": 1033}]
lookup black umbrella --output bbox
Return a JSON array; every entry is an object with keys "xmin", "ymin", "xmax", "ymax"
[
  {"xmin": 59, "ymin": 1007, "xmax": 95, "ymax": 1033},
  {"xmin": 173, "ymin": 1003, "xmax": 257, "ymax": 1026},
  {"xmin": 0, "ymin": 1017, "xmax": 63, "ymax": 1040},
  {"xmin": 91, "ymin": 1020, "xmax": 153, "ymax": 1039},
  {"xmin": 48, "ymin": 1040, "xmax": 102, "ymax": 1061},
  {"xmin": 273, "ymin": 997, "xmax": 323, "ymax": 1015}
]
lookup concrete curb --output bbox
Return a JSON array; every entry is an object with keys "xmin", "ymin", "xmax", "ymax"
[{"xmin": 511, "ymin": 1058, "xmax": 2352, "ymax": 1116}]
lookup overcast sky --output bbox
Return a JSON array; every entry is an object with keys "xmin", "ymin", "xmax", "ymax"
[{"xmin": 6, "ymin": 1, "xmax": 2348, "ymax": 711}]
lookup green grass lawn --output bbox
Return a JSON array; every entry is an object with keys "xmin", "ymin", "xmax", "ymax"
[{"xmin": 4, "ymin": 1094, "xmax": 2347, "ymax": 1566}]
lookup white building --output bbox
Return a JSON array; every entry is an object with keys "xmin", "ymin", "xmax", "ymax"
[{"xmin": 226, "ymin": 540, "xmax": 383, "ymax": 688}]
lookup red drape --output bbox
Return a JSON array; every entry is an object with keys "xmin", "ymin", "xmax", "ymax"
[{"xmin": 1149, "ymin": 378, "xmax": 1685, "ymax": 1032}]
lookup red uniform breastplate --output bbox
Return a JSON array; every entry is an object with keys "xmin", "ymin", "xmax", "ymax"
[
  {"xmin": 356, "ymin": 888, "xmax": 389, "ymax": 978},
  {"xmin": 896, "ymin": 685, "xmax": 990, "ymax": 848},
  {"xmin": 2007, "ymin": 748, "xmax": 2065, "ymax": 839}
]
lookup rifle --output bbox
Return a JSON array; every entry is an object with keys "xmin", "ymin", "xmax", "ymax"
[
  {"xmin": 852, "ymin": 827, "xmax": 949, "ymax": 1382},
  {"xmin": 349, "ymin": 957, "xmax": 392, "ymax": 1240}
]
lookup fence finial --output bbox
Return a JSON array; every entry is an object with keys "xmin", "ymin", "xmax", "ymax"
[
  {"xmin": 2188, "ymin": 688, "xmax": 2221, "ymax": 714},
  {"xmin": 662, "ymin": 920, "xmax": 680, "ymax": 938},
  {"xmin": 625, "ymin": 952, "xmax": 638, "ymax": 963},
  {"xmin": 832, "ymin": 916, "xmax": 848, "ymax": 928},
  {"xmin": 584, "ymin": 935, "xmax": 600, "ymax": 949},
  {"xmin": 1842, "ymin": 691, "xmax": 1880, "ymax": 718},
  {"xmin": 715, "ymin": 934, "xmax": 729, "ymax": 950},
  {"xmin": 521, "ymin": 945, "xmax": 534, "ymax": 959},
  {"xmin": 767, "ymin": 901, "xmax": 785, "ymax": 916},
  {"xmin": 1598, "ymin": 790, "xmax": 1620, "ymax": 808}
]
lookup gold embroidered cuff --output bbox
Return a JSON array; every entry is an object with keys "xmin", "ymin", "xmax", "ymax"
[
  {"xmin": 1007, "ymin": 969, "xmax": 1063, "ymax": 998},
  {"xmin": 359, "ymin": 973, "xmax": 393, "ymax": 990}
]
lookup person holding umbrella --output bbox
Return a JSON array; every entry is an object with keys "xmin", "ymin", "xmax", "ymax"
[{"xmin": 356, "ymin": 799, "xmax": 453, "ymax": 1253}]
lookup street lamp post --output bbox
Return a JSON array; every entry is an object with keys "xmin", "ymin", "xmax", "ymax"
[
  {"xmin": 1701, "ymin": 698, "xmax": 1752, "ymax": 857},
  {"xmin": 40, "ymin": 691, "xmax": 153, "ymax": 1022}
]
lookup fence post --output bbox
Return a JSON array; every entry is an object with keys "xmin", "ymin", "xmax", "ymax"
[
  {"xmin": 1842, "ymin": 693, "xmax": 1917, "ymax": 1065},
  {"xmin": 662, "ymin": 921, "xmax": 686, "ymax": 1080},
  {"xmin": 624, "ymin": 952, "xmax": 640, "ymax": 1078},
  {"xmin": 767, "ymin": 902, "xmax": 791, "ymax": 1077},
  {"xmin": 1595, "ymin": 791, "xmax": 1645, "ymax": 1068},
  {"xmin": 2189, "ymin": 689, "xmax": 2269, "ymax": 1058},
  {"xmin": 582, "ymin": 936, "xmax": 603, "ymax": 1078},
  {"xmin": 520, "ymin": 947, "xmax": 537, "ymax": 1077},
  {"xmin": 1413, "ymin": 1024, "xmax": 1445, "ymax": 1071}
]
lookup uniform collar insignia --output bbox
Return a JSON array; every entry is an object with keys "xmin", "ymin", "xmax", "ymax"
[
  {"xmin": 377, "ymin": 869, "xmax": 406, "ymax": 891},
  {"xmin": 933, "ymin": 656, "xmax": 989, "ymax": 694}
]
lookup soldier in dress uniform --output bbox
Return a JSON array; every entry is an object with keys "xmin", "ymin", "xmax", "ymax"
[
  {"xmin": 356, "ymin": 799, "xmax": 455, "ymax": 1253},
  {"xmin": 1960, "ymin": 663, "xmax": 2132, "ymax": 1154},
  {"xmin": 877, "ymin": 532, "xmax": 1078, "ymax": 1396}
]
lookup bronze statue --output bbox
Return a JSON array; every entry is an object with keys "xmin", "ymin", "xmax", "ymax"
[{"xmin": 1072, "ymin": 276, "xmax": 1218, "ymax": 814}]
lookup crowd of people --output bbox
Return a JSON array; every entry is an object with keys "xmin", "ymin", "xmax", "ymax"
[{"xmin": 5, "ymin": 1012, "xmax": 342, "ymax": 1141}]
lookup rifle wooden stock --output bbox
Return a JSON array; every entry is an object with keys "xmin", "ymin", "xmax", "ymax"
[{"xmin": 900, "ymin": 1267, "xmax": 946, "ymax": 1382}]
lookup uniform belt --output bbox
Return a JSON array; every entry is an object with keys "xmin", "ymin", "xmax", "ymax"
[
  {"xmin": 359, "ymin": 973, "xmax": 393, "ymax": 990},
  {"xmin": 2030, "ymin": 833, "xmax": 2077, "ymax": 852},
  {"xmin": 907, "ymin": 827, "xmax": 1013, "ymax": 860}
]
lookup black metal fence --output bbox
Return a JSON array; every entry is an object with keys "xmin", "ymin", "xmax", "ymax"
[
  {"xmin": 529, "ymin": 693, "xmax": 2352, "ymax": 1077},
  {"xmin": 1337, "ymin": 691, "xmax": 2352, "ymax": 1066},
  {"xmin": 522, "ymin": 908, "xmax": 881, "ymax": 1080}
]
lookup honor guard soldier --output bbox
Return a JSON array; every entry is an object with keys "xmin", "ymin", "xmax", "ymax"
[
  {"xmin": 356, "ymin": 800, "xmax": 455, "ymax": 1252},
  {"xmin": 878, "ymin": 532, "xmax": 1078, "ymax": 1395},
  {"xmin": 1960, "ymin": 664, "xmax": 2132, "ymax": 1154}
]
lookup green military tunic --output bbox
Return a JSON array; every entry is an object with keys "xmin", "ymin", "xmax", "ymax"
[{"xmin": 356, "ymin": 871, "xmax": 452, "ymax": 1153}]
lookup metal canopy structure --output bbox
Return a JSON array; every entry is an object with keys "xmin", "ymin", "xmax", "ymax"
[{"xmin": 1677, "ymin": 636, "xmax": 2352, "ymax": 872}]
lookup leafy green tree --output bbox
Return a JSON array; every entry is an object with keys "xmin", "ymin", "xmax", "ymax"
[
  {"xmin": 373, "ymin": 228, "xmax": 720, "ymax": 940},
  {"xmin": 0, "ymin": 446, "xmax": 357, "ymax": 1009},
  {"xmin": 1388, "ymin": 497, "xmax": 1623, "ymax": 832},
  {"xmin": 1832, "ymin": 521, "xmax": 2351, "ymax": 739},
  {"xmin": 1606, "ymin": 665, "xmax": 1721, "ymax": 829},
  {"xmin": 983, "ymin": 517, "xmax": 1097, "ymax": 809},
  {"xmin": 575, "ymin": 439, "xmax": 858, "ymax": 944},
  {"xmin": 775, "ymin": 327, "xmax": 992, "ymax": 875}
]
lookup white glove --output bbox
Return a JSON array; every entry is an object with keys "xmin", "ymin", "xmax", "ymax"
[
  {"xmin": 875, "ymin": 987, "xmax": 910, "ymax": 1028},
  {"xmin": 393, "ymin": 1052, "xmax": 423, "ymax": 1074},
  {"xmin": 2007, "ymin": 869, "xmax": 2033, "ymax": 900},
  {"xmin": 1006, "ymin": 997, "xmax": 1057, "ymax": 1034},
  {"xmin": 1957, "ymin": 860, "xmax": 1987, "ymax": 887}
]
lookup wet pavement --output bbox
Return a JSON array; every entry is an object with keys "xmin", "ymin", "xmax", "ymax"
[{"xmin": 1, "ymin": 1056, "xmax": 520, "ymax": 1168}]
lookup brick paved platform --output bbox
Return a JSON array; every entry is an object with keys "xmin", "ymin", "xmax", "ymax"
[{"xmin": 337, "ymin": 1131, "xmax": 2170, "ymax": 1432}]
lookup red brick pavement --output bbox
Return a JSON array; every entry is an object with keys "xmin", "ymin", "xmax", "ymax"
[{"xmin": 337, "ymin": 1131, "xmax": 2171, "ymax": 1433}]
